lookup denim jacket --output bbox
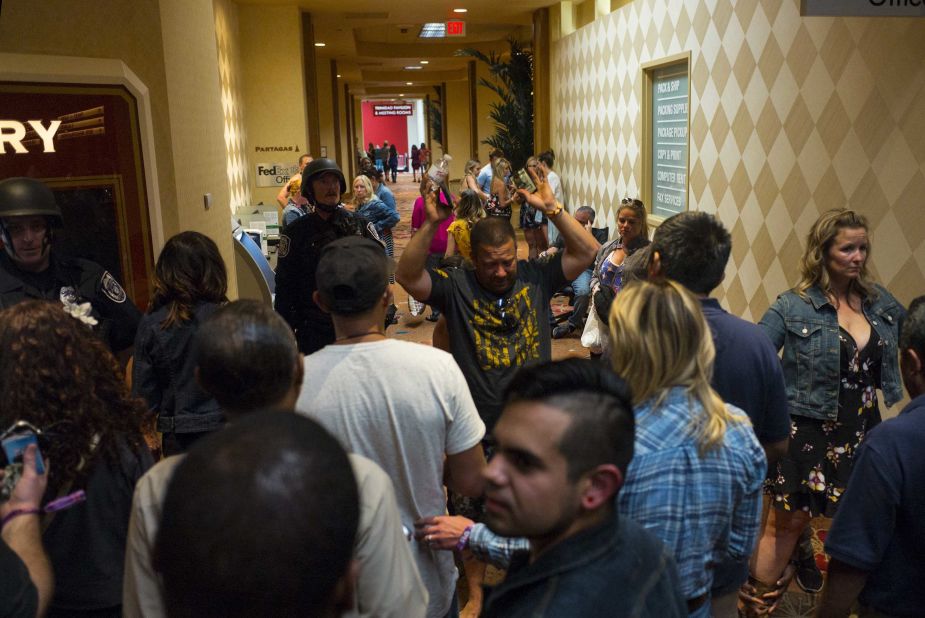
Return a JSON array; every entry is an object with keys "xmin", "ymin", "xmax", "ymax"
[
  {"xmin": 482, "ymin": 512, "xmax": 687, "ymax": 618},
  {"xmin": 759, "ymin": 285, "xmax": 905, "ymax": 421}
]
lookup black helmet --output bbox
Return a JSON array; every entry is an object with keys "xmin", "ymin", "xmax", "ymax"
[
  {"xmin": 301, "ymin": 158, "xmax": 346, "ymax": 204},
  {"xmin": 0, "ymin": 177, "xmax": 63, "ymax": 224}
]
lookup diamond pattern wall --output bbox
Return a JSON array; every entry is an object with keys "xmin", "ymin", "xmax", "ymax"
[
  {"xmin": 214, "ymin": 0, "xmax": 251, "ymax": 214},
  {"xmin": 551, "ymin": 0, "xmax": 925, "ymax": 320}
]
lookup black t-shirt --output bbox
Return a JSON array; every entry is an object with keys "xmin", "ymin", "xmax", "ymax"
[
  {"xmin": 44, "ymin": 440, "xmax": 154, "ymax": 612},
  {"xmin": 427, "ymin": 254, "xmax": 567, "ymax": 431},
  {"xmin": 0, "ymin": 538, "xmax": 38, "ymax": 617},
  {"xmin": 274, "ymin": 207, "xmax": 379, "ymax": 354}
]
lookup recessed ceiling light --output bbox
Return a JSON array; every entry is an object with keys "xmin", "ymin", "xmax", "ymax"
[
  {"xmin": 420, "ymin": 60, "xmax": 429, "ymax": 64},
  {"xmin": 453, "ymin": 8, "xmax": 468, "ymax": 13},
  {"xmin": 314, "ymin": 42, "xmax": 326, "ymax": 47},
  {"xmin": 406, "ymin": 82, "xmax": 413, "ymax": 85},
  {"xmin": 404, "ymin": 65, "xmax": 423, "ymax": 70},
  {"xmin": 399, "ymin": 94, "xmax": 405, "ymax": 97},
  {"xmin": 336, "ymin": 74, "xmax": 341, "ymax": 78},
  {"xmin": 419, "ymin": 23, "xmax": 445, "ymax": 38}
]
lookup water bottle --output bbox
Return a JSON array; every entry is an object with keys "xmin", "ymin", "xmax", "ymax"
[{"xmin": 427, "ymin": 153, "xmax": 452, "ymax": 191}]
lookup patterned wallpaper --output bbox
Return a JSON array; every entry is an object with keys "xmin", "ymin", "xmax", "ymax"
[
  {"xmin": 551, "ymin": 0, "xmax": 925, "ymax": 319},
  {"xmin": 214, "ymin": 0, "xmax": 251, "ymax": 213}
]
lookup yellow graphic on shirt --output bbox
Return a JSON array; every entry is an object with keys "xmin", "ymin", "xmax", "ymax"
[{"xmin": 472, "ymin": 286, "xmax": 541, "ymax": 370}]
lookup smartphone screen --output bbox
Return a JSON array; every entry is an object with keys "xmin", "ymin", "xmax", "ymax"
[{"xmin": 2, "ymin": 431, "xmax": 46, "ymax": 475}]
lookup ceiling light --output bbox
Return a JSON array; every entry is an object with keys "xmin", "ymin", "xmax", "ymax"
[
  {"xmin": 399, "ymin": 94, "xmax": 405, "ymax": 97},
  {"xmin": 314, "ymin": 42, "xmax": 326, "ymax": 47},
  {"xmin": 420, "ymin": 60, "xmax": 429, "ymax": 64},
  {"xmin": 404, "ymin": 65, "xmax": 423, "ymax": 70},
  {"xmin": 406, "ymin": 82, "xmax": 413, "ymax": 85},
  {"xmin": 453, "ymin": 8, "xmax": 468, "ymax": 13},
  {"xmin": 419, "ymin": 22, "xmax": 446, "ymax": 38},
  {"xmin": 336, "ymin": 74, "xmax": 341, "ymax": 78}
]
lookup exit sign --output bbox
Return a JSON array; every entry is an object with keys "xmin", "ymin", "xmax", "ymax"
[{"xmin": 446, "ymin": 20, "xmax": 466, "ymax": 36}]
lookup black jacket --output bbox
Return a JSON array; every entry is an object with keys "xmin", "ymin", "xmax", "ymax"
[
  {"xmin": 132, "ymin": 302, "xmax": 223, "ymax": 434},
  {"xmin": 274, "ymin": 207, "xmax": 379, "ymax": 354},
  {"xmin": 0, "ymin": 253, "xmax": 140, "ymax": 353}
]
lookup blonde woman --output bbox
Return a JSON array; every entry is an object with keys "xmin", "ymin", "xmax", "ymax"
[
  {"xmin": 747, "ymin": 209, "xmax": 905, "ymax": 611},
  {"xmin": 463, "ymin": 159, "xmax": 489, "ymax": 203},
  {"xmin": 485, "ymin": 157, "xmax": 513, "ymax": 220},
  {"xmin": 610, "ymin": 280, "xmax": 766, "ymax": 618},
  {"xmin": 445, "ymin": 189, "xmax": 486, "ymax": 262}
]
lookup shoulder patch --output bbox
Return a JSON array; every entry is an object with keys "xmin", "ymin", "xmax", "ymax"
[
  {"xmin": 101, "ymin": 271, "xmax": 127, "ymax": 303},
  {"xmin": 59, "ymin": 286, "xmax": 79, "ymax": 305},
  {"xmin": 278, "ymin": 234, "xmax": 291, "ymax": 258}
]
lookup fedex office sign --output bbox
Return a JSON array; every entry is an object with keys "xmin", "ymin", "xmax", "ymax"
[{"xmin": 0, "ymin": 120, "xmax": 61, "ymax": 154}]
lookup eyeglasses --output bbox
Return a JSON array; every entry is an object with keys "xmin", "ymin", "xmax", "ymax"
[{"xmin": 496, "ymin": 298, "xmax": 520, "ymax": 333}]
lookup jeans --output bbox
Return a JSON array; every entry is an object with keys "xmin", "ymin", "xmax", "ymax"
[{"xmin": 568, "ymin": 268, "xmax": 593, "ymax": 328}]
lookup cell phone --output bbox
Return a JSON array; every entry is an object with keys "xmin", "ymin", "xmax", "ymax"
[
  {"xmin": 2, "ymin": 430, "xmax": 46, "ymax": 475},
  {"xmin": 512, "ymin": 168, "xmax": 537, "ymax": 193}
]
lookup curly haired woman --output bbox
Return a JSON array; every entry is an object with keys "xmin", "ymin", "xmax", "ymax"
[{"xmin": 0, "ymin": 300, "xmax": 153, "ymax": 616}]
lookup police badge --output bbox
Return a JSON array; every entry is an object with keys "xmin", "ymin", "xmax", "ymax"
[{"xmin": 101, "ymin": 271, "xmax": 127, "ymax": 303}]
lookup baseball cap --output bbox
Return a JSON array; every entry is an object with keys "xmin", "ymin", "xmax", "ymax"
[{"xmin": 315, "ymin": 236, "xmax": 390, "ymax": 315}]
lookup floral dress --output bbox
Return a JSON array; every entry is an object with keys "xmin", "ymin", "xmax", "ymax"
[{"xmin": 766, "ymin": 327, "xmax": 882, "ymax": 517}]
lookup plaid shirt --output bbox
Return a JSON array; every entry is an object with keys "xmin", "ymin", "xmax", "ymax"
[{"xmin": 617, "ymin": 387, "xmax": 766, "ymax": 600}]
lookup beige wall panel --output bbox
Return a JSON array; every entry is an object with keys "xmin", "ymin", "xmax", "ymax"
[
  {"xmin": 315, "ymin": 57, "xmax": 336, "ymax": 165},
  {"xmin": 550, "ymin": 0, "xmax": 925, "ymax": 324},
  {"xmin": 237, "ymin": 4, "xmax": 308, "ymax": 208},
  {"xmin": 159, "ymin": 0, "xmax": 237, "ymax": 295},
  {"xmin": 446, "ymin": 80, "xmax": 473, "ymax": 179}
]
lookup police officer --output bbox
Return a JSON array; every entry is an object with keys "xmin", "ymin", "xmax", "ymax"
[
  {"xmin": 0, "ymin": 177, "xmax": 141, "ymax": 356},
  {"xmin": 274, "ymin": 158, "xmax": 381, "ymax": 354}
]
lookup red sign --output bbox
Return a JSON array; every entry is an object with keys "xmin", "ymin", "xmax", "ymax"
[
  {"xmin": 446, "ymin": 20, "xmax": 466, "ymax": 36},
  {"xmin": 373, "ymin": 104, "xmax": 413, "ymax": 117}
]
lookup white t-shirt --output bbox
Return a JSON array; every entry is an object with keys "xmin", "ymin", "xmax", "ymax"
[
  {"xmin": 297, "ymin": 339, "xmax": 485, "ymax": 618},
  {"xmin": 122, "ymin": 452, "xmax": 426, "ymax": 618}
]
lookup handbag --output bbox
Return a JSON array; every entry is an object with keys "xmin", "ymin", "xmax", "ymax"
[{"xmin": 581, "ymin": 298, "xmax": 604, "ymax": 349}]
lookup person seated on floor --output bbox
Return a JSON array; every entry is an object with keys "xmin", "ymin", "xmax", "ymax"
[
  {"xmin": 818, "ymin": 295, "xmax": 925, "ymax": 618},
  {"xmin": 543, "ymin": 205, "xmax": 609, "ymax": 339},
  {"xmin": 420, "ymin": 358, "xmax": 687, "ymax": 617},
  {"xmin": 123, "ymin": 300, "xmax": 426, "ymax": 618},
  {"xmin": 154, "ymin": 411, "xmax": 360, "ymax": 618}
]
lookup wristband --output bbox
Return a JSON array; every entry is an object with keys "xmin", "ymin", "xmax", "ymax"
[
  {"xmin": 455, "ymin": 524, "xmax": 474, "ymax": 552},
  {"xmin": 1, "ymin": 508, "xmax": 41, "ymax": 530},
  {"xmin": 548, "ymin": 202, "xmax": 563, "ymax": 217}
]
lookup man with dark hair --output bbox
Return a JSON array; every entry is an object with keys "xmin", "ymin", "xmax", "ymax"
[
  {"xmin": 647, "ymin": 211, "xmax": 792, "ymax": 608},
  {"xmin": 299, "ymin": 236, "xmax": 485, "ymax": 618},
  {"xmin": 819, "ymin": 296, "xmax": 925, "ymax": 618},
  {"xmin": 124, "ymin": 300, "xmax": 426, "ymax": 618},
  {"xmin": 154, "ymin": 411, "xmax": 359, "ymax": 617},
  {"xmin": 422, "ymin": 359, "xmax": 687, "ymax": 617},
  {"xmin": 396, "ymin": 170, "xmax": 600, "ymax": 433},
  {"xmin": 275, "ymin": 158, "xmax": 381, "ymax": 354},
  {"xmin": 0, "ymin": 177, "xmax": 140, "ymax": 357}
]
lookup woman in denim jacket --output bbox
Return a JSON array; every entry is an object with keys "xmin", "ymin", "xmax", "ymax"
[{"xmin": 747, "ymin": 209, "xmax": 905, "ymax": 612}]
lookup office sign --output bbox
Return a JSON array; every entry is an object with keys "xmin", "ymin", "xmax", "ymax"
[
  {"xmin": 650, "ymin": 65, "xmax": 689, "ymax": 218},
  {"xmin": 802, "ymin": 0, "xmax": 925, "ymax": 16},
  {"xmin": 255, "ymin": 163, "xmax": 299, "ymax": 187},
  {"xmin": 373, "ymin": 104, "xmax": 413, "ymax": 117}
]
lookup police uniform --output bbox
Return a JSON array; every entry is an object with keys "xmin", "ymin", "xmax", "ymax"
[
  {"xmin": 274, "ymin": 207, "xmax": 379, "ymax": 354},
  {"xmin": 0, "ymin": 252, "xmax": 141, "ymax": 353}
]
